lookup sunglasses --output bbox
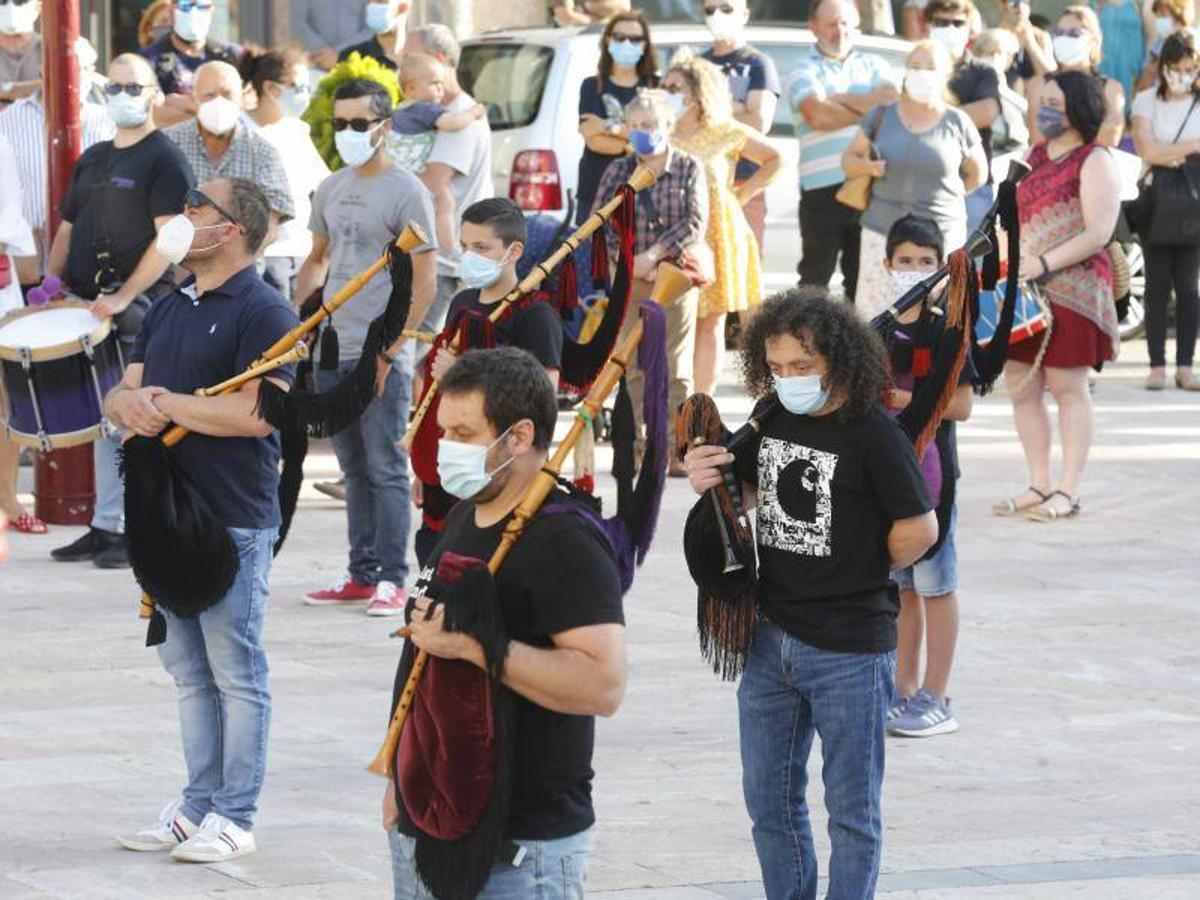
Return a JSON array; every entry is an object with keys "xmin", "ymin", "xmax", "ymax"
[
  {"xmin": 174, "ymin": 1, "xmax": 214, "ymax": 11},
  {"xmin": 932, "ymin": 18, "xmax": 967, "ymax": 28},
  {"xmin": 609, "ymin": 34, "xmax": 646, "ymax": 45},
  {"xmin": 1053, "ymin": 27, "xmax": 1085, "ymax": 38},
  {"xmin": 103, "ymin": 82, "xmax": 155, "ymax": 97},
  {"xmin": 332, "ymin": 116, "xmax": 384, "ymax": 132},
  {"xmin": 704, "ymin": 3, "xmax": 736, "ymax": 13},
  {"xmin": 184, "ymin": 189, "xmax": 241, "ymax": 229}
]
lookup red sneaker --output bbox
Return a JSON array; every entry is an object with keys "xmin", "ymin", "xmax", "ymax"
[
  {"xmin": 304, "ymin": 574, "xmax": 375, "ymax": 606},
  {"xmin": 366, "ymin": 581, "xmax": 407, "ymax": 617}
]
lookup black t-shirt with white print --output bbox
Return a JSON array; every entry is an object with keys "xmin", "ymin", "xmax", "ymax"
[
  {"xmin": 394, "ymin": 496, "xmax": 624, "ymax": 841},
  {"xmin": 733, "ymin": 399, "xmax": 932, "ymax": 653}
]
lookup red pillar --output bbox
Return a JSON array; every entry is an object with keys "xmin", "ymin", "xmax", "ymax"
[{"xmin": 34, "ymin": 0, "xmax": 94, "ymax": 526}]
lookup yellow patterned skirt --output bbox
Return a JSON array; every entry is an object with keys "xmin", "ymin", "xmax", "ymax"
[{"xmin": 698, "ymin": 187, "xmax": 763, "ymax": 319}]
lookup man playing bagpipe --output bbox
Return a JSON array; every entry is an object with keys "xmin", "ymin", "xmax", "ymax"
[
  {"xmin": 111, "ymin": 178, "xmax": 300, "ymax": 862},
  {"xmin": 411, "ymin": 199, "xmax": 563, "ymax": 568},
  {"xmin": 878, "ymin": 214, "xmax": 974, "ymax": 740},
  {"xmin": 683, "ymin": 290, "xmax": 936, "ymax": 900},
  {"xmin": 387, "ymin": 347, "xmax": 625, "ymax": 899}
]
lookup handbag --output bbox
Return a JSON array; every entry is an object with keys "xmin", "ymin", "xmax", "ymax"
[
  {"xmin": 836, "ymin": 105, "xmax": 886, "ymax": 212},
  {"xmin": 1130, "ymin": 95, "xmax": 1200, "ymax": 246}
]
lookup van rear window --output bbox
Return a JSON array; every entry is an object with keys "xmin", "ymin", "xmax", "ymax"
[{"xmin": 458, "ymin": 44, "xmax": 555, "ymax": 131}]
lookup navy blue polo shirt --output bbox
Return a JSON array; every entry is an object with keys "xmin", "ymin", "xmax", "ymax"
[{"xmin": 131, "ymin": 266, "xmax": 300, "ymax": 529}]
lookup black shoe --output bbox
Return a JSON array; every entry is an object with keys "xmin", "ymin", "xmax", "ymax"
[
  {"xmin": 51, "ymin": 527, "xmax": 119, "ymax": 563},
  {"xmin": 94, "ymin": 536, "xmax": 130, "ymax": 569}
]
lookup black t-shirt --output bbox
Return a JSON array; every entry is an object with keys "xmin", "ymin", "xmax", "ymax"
[
  {"xmin": 395, "ymin": 498, "xmax": 625, "ymax": 840},
  {"xmin": 733, "ymin": 401, "xmax": 932, "ymax": 653},
  {"xmin": 445, "ymin": 289, "xmax": 563, "ymax": 370},
  {"xmin": 339, "ymin": 36, "xmax": 397, "ymax": 70},
  {"xmin": 701, "ymin": 44, "xmax": 781, "ymax": 182},
  {"xmin": 139, "ymin": 34, "xmax": 242, "ymax": 96},
  {"xmin": 60, "ymin": 132, "xmax": 195, "ymax": 299},
  {"xmin": 949, "ymin": 58, "xmax": 1001, "ymax": 174},
  {"xmin": 576, "ymin": 75, "xmax": 650, "ymax": 225}
]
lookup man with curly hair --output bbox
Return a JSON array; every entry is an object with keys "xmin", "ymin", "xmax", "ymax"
[{"xmin": 684, "ymin": 287, "xmax": 937, "ymax": 900}]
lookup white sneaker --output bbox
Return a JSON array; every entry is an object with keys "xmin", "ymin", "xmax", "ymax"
[
  {"xmin": 170, "ymin": 812, "xmax": 256, "ymax": 863},
  {"xmin": 117, "ymin": 799, "xmax": 198, "ymax": 852},
  {"xmin": 366, "ymin": 580, "xmax": 407, "ymax": 617}
]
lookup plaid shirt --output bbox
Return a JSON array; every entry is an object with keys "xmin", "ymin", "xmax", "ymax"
[
  {"xmin": 163, "ymin": 119, "xmax": 295, "ymax": 221},
  {"xmin": 592, "ymin": 148, "xmax": 708, "ymax": 262}
]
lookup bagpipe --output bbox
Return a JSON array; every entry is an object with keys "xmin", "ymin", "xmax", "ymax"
[
  {"xmin": 677, "ymin": 160, "xmax": 1034, "ymax": 681},
  {"xmin": 365, "ymin": 262, "xmax": 689, "ymax": 900},
  {"xmin": 128, "ymin": 224, "xmax": 428, "ymax": 646}
]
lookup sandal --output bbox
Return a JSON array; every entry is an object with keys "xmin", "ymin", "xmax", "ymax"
[
  {"xmin": 7, "ymin": 512, "xmax": 48, "ymax": 534},
  {"xmin": 993, "ymin": 486, "xmax": 1050, "ymax": 517},
  {"xmin": 1025, "ymin": 490, "xmax": 1080, "ymax": 523}
]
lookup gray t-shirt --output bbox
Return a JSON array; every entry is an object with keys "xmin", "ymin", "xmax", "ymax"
[
  {"xmin": 862, "ymin": 103, "xmax": 979, "ymax": 244},
  {"xmin": 427, "ymin": 91, "xmax": 494, "ymax": 274},
  {"xmin": 309, "ymin": 163, "xmax": 437, "ymax": 361}
]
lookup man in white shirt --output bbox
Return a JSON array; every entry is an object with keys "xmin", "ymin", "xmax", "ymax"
[{"xmin": 401, "ymin": 24, "xmax": 494, "ymax": 344}]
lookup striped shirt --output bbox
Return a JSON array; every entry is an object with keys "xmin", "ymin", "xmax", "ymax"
[
  {"xmin": 788, "ymin": 47, "xmax": 897, "ymax": 193},
  {"xmin": 163, "ymin": 119, "xmax": 295, "ymax": 221},
  {"xmin": 0, "ymin": 96, "xmax": 115, "ymax": 231}
]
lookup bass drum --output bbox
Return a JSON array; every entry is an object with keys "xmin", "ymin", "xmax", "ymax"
[{"xmin": 0, "ymin": 301, "xmax": 125, "ymax": 450}]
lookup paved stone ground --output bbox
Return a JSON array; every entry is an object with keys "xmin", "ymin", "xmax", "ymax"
[{"xmin": 2, "ymin": 339, "xmax": 1198, "ymax": 899}]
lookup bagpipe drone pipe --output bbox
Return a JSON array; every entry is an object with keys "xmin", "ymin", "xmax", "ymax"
[{"xmin": 126, "ymin": 225, "xmax": 428, "ymax": 646}]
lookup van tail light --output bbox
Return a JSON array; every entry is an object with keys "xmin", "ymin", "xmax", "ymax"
[{"xmin": 510, "ymin": 149, "xmax": 563, "ymax": 211}]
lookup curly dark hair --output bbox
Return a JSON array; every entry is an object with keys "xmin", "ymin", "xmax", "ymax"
[{"xmin": 740, "ymin": 288, "xmax": 890, "ymax": 422}]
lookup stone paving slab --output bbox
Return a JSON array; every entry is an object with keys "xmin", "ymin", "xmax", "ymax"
[{"xmin": 2, "ymin": 343, "xmax": 1199, "ymax": 897}]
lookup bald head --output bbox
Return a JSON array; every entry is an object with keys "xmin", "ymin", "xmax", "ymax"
[
  {"xmin": 194, "ymin": 61, "xmax": 243, "ymax": 107},
  {"xmin": 108, "ymin": 53, "xmax": 156, "ymax": 87},
  {"xmin": 810, "ymin": 0, "xmax": 859, "ymax": 58}
]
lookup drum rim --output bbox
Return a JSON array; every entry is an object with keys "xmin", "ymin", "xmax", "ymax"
[
  {"xmin": 3, "ymin": 421, "xmax": 109, "ymax": 450},
  {"xmin": 0, "ymin": 301, "xmax": 113, "ymax": 363}
]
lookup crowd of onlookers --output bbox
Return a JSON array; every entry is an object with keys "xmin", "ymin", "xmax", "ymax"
[{"xmin": 2, "ymin": 0, "xmax": 1200, "ymax": 548}]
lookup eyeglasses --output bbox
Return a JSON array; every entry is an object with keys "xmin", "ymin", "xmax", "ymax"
[
  {"xmin": 332, "ymin": 116, "xmax": 384, "ymax": 132},
  {"xmin": 184, "ymin": 189, "xmax": 242, "ymax": 229},
  {"xmin": 932, "ymin": 18, "xmax": 968, "ymax": 28},
  {"xmin": 704, "ymin": 3, "xmax": 737, "ymax": 14},
  {"xmin": 1053, "ymin": 27, "xmax": 1085, "ymax": 38},
  {"xmin": 609, "ymin": 34, "xmax": 646, "ymax": 45},
  {"xmin": 103, "ymin": 82, "xmax": 155, "ymax": 97}
]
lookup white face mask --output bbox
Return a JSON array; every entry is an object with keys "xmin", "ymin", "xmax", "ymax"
[
  {"xmin": 107, "ymin": 92, "xmax": 151, "ymax": 129},
  {"xmin": 1166, "ymin": 69, "xmax": 1196, "ymax": 94},
  {"xmin": 890, "ymin": 268, "xmax": 931, "ymax": 299},
  {"xmin": 277, "ymin": 84, "xmax": 311, "ymax": 118},
  {"xmin": 335, "ymin": 125, "xmax": 383, "ymax": 168},
  {"xmin": 154, "ymin": 214, "xmax": 232, "ymax": 265},
  {"xmin": 0, "ymin": 2, "xmax": 38, "ymax": 35},
  {"xmin": 173, "ymin": 8, "xmax": 212, "ymax": 44},
  {"xmin": 929, "ymin": 25, "xmax": 969, "ymax": 60},
  {"xmin": 1156, "ymin": 16, "xmax": 1175, "ymax": 40},
  {"xmin": 1052, "ymin": 34, "xmax": 1091, "ymax": 68},
  {"xmin": 905, "ymin": 68, "xmax": 943, "ymax": 103},
  {"xmin": 197, "ymin": 96, "xmax": 241, "ymax": 135},
  {"xmin": 706, "ymin": 9, "xmax": 744, "ymax": 43}
]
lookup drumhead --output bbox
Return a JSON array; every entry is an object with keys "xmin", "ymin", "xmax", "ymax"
[{"xmin": 0, "ymin": 302, "xmax": 111, "ymax": 362}]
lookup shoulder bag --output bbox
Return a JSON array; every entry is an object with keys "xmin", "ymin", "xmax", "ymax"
[
  {"xmin": 835, "ymin": 104, "xmax": 887, "ymax": 212},
  {"xmin": 1130, "ymin": 94, "xmax": 1200, "ymax": 246}
]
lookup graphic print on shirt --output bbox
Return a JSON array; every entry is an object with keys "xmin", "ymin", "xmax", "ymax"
[{"xmin": 756, "ymin": 436, "xmax": 838, "ymax": 558}]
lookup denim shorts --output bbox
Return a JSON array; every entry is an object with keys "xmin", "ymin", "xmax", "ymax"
[{"xmin": 892, "ymin": 504, "xmax": 958, "ymax": 597}]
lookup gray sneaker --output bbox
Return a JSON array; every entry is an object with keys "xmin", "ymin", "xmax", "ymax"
[
  {"xmin": 887, "ymin": 688, "xmax": 959, "ymax": 737},
  {"xmin": 887, "ymin": 695, "xmax": 910, "ymax": 723}
]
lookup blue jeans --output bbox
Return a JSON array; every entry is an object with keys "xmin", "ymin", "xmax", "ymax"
[
  {"xmin": 388, "ymin": 826, "xmax": 594, "ymax": 899},
  {"xmin": 91, "ymin": 427, "xmax": 124, "ymax": 534},
  {"xmin": 738, "ymin": 621, "xmax": 895, "ymax": 900},
  {"xmin": 317, "ymin": 355, "xmax": 412, "ymax": 585},
  {"xmin": 965, "ymin": 183, "xmax": 995, "ymax": 235},
  {"xmin": 157, "ymin": 526, "xmax": 277, "ymax": 831}
]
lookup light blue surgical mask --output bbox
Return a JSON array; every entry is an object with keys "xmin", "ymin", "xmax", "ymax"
[
  {"xmin": 278, "ymin": 84, "xmax": 311, "ymax": 118},
  {"xmin": 107, "ymin": 92, "xmax": 150, "ymax": 128},
  {"xmin": 366, "ymin": 2, "xmax": 399, "ymax": 33},
  {"xmin": 1156, "ymin": 16, "xmax": 1175, "ymax": 40},
  {"xmin": 609, "ymin": 39, "xmax": 645, "ymax": 68},
  {"xmin": 629, "ymin": 128, "xmax": 666, "ymax": 157},
  {"xmin": 173, "ymin": 8, "xmax": 212, "ymax": 44},
  {"xmin": 335, "ymin": 125, "xmax": 382, "ymax": 168},
  {"xmin": 665, "ymin": 92, "xmax": 687, "ymax": 117},
  {"xmin": 773, "ymin": 373, "xmax": 830, "ymax": 416},
  {"xmin": 437, "ymin": 426, "xmax": 514, "ymax": 500},
  {"xmin": 455, "ymin": 249, "xmax": 509, "ymax": 290}
]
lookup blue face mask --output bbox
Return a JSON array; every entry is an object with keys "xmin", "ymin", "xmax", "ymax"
[
  {"xmin": 773, "ymin": 373, "xmax": 830, "ymax": 416},
  {"xmin": 629, "ymin": 128, "xmax": 666, "ymax": 157},
  {"xmin": 1036, "ymin": 106, "xmax": 1068, "ymax": 139},
  {"xmin": 437, "ymin": 427, "xmax": 514, "ymax": 500},
  {"xmin": 366, "ymin": 2, "xmax": 398, "ymax": 34},
  {"xmin": 456, "ymin": 249, "xmax": 510, "ymax": 290},
  {"xmin": 609, "ymin": 39, "xmax": 645, "ymax": 68}
]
